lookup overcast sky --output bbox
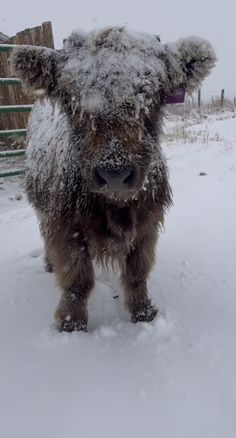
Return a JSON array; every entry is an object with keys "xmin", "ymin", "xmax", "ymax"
[{"xmin": 1, "ymin": 0, "xmax": 236, "ymax": 99}]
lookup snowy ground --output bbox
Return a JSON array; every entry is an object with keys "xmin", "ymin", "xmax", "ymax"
[{"xmin": 0, "ymin": 114, "xmax": 236, "ymax": 438}]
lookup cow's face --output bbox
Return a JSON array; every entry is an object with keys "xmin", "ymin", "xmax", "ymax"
[
  {"xmin": 68, "ymin": 109, "xmax": 156, "ymax": 199},
  {"xmin": 60, "ymin": 87, "xmax": 164, "ymax": 200},
  {"xmin": 11, "ymin": 28, "xmax": 216, "ymax": 200}
]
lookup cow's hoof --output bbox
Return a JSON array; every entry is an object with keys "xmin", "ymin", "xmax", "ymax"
[
  {"xmin": 44, "ymin": 261, "xmax": 53, "ymax": 273},
  {"xmin": 56, "ymin": 316, "xmax": 87, "ymax": 333},
  {"xmin": 132, "ymin": 304, "xmax": 158, "ymax": 323},
  {"xmin": 44, "ymin": 255, "xmax": 53, "ymax": 273},
  {"xmin": 55, "ymin": 306, "xmax": 88, "ymax": 333}
]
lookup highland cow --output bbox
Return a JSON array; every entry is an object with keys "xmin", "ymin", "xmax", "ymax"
[{"xmin": 11, "ymin": 27, "xmax": 216, "ymax": 332}]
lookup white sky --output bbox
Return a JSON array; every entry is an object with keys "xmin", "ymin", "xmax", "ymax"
[{"xmin": 1, "ymin": 0, "xmax": 236, "ymax": 99}]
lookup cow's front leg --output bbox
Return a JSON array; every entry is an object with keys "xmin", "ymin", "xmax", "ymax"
[
  {"xmin": 49, "ymin": 233, "xmax": 94, "ymax": 332},
  {"xmin": 121, "ymin": 238, "xmax": 158, "ymax": 323}
]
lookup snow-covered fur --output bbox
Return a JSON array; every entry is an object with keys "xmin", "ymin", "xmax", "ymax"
[{"xmin": 11, "ymin": 27, "xmax": 216, "ymax": 332}]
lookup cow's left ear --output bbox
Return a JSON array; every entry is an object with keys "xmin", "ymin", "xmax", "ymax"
[
  {"xmin": 163, "ymin": 37, "xmax": 216, "ymax": 95},
  {"xmin": 10, "ymin": 46, "xmax": 63, "ymax": 96}
]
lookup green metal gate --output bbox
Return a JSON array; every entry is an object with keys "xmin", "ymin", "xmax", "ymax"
[{"xmin": 0, "ymin": 44, "xmax": 33, "ymax": 178}]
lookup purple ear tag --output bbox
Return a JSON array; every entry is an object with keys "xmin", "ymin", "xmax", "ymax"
[{"xmin": 165, "ymin": 88, "xmax": 185, "ymax": 104}]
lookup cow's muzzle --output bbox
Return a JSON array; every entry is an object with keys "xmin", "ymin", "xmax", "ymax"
[{"xmin": 93, "ymin": 166, "xmax": 137, "ymax": 192}]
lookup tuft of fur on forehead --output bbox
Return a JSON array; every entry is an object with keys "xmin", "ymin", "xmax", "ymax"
[{"xmin": 61, "ymin": 27, "xmax": 166, "ymax": 116}]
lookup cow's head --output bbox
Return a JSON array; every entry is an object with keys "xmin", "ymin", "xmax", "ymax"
[{"xmin": 11, "ymin": 28, "xmax": 216, "ymax": 200}]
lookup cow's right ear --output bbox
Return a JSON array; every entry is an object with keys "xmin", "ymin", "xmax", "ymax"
[{"xmin": 10, "ymin": 46, "xmax": 62, "ymax": 96}]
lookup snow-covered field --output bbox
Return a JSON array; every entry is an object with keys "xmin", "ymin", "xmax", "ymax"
[{"xmin": 0, "ymin": 114, "xmax": 236, "ymax": 438}]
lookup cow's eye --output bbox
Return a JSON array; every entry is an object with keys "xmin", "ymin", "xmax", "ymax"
[{"xmin": 143, "ymin": 117, "xmax": 154, "ymax": 134}]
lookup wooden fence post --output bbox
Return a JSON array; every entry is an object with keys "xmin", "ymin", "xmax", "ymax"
[
  {"xmin": 221, "ymin": 89, "xmax": 225, "ymax": 108},
  {"xmin": 198, "ymin": 89, "xmax": 201, "ymax": 109},
  {"xmin": 0, "ymin": 22, "xmax": 54, "ymax": 137}
]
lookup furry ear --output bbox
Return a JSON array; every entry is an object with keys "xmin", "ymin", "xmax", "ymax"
[
  {"xmin": 10, "ymin": 46, "xmax": 62, "ymax": 95},
  {"xmin": 163, "ymin": 37, "xmax": 216, "ymax": 94}
]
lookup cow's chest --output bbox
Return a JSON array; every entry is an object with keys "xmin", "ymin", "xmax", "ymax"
[{"xmin": 88, "ymin": 205, "xmax": 137, "ymax": 259}]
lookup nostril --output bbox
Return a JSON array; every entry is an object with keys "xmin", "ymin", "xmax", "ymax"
[
  {"xmin": 94, "ymin": 168, "xmax": 107, "ymax": 187},
  {"xmin": 123, "ymin": 169, "xmax": 135, "ymax": 186}
]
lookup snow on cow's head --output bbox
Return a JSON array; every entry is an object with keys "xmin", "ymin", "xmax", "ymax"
[
  {"xmin": 11, "ymin": 27, "xmax": 216, "ymax": 199},
  {"xmin": 11, "ymin": 27, "xmax": 216, "ymax": 103}
]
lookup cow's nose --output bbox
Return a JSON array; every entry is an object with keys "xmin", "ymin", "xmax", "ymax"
[{"xmin": 94, "ymin": 167, "xmax": 136, "ymax": 191}]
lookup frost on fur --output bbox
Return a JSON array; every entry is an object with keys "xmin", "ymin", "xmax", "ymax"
[{"xmin": 10, "ymin": 28, "xmax": 216, "ymax": 102}]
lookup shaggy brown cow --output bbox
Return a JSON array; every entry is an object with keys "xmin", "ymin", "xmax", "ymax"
[{"xmin": 11, "ymin": 27, "xmax": 216, "ymax": 332}]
